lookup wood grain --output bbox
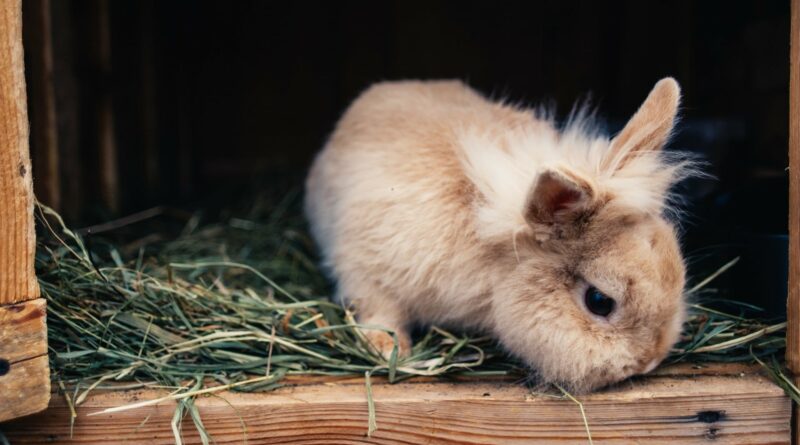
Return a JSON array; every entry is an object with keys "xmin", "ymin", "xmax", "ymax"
[
  {"xmin": 788, "ymin": 0, "xmax": 800, "ymax": 374},
  {"xmin": 0, "ymin": 0, "xmax": 50, "ymax": 425},
  {"xmin": 0, "ymin": 355, "xmax": 50, "ymax": 423},
  {"xmin": 3, "ymin": 370, "xmax": 790, "ymax": 444},
  {"xmin": 0, "ymin": 298, "xmax": 50, "ymax": 423},
  {"xmin": 789, "ymin": 1, "xmax": 800, "ymax": 442},
  {"xmin": 0, "ymin": 0, "xmax": 39, "ymax": 305},
  {"xmin": 0, "ymin": 298, "xmax": 47, "ymax": 363}
]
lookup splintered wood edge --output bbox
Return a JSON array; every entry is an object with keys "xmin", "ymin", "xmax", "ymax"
[{"xmin": 3, "ymin": 370, "xmax": 790, "ymax": 444}]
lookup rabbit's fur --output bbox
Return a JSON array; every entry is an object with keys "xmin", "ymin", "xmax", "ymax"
[{"xmin": 305, "ymin": 78, "xmax": 692, "ymax": 392}]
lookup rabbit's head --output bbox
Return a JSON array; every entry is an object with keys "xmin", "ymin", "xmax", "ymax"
[{"xmin": 489, "ymin": 78, "xmax": 690, "ymax": 392}]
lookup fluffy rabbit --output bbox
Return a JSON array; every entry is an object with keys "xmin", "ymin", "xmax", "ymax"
[{"xmin": 305, "ymin": 78, "xmax": 692, "ymax": 392}]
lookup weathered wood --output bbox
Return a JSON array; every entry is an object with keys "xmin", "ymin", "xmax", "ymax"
[
  {"xmin": 3, "ymin": 368, "xmax": 790, "ymax": 444},
  {"xmin": 0, "ymin": 299, "xmax": 50, "ymax": 422},
  {"xmin": 0, "ymin": 0, "xmax": 39, "ymax": 305},
  {"xmin": 0, "ymin": 355, "xmax": 50, "ymax": 424},
  {"xmin": 788, "ymin": 0, "xmax": 800, "ymax": 371},
  {"xmin": 0, "ymin": 0, "xmax": 50, "ymax": 423},
  {"xmin": 0, "ymin": 298, "xmax": 47, "ymax": 363},
  {"xmin": 788, "ymin": 1, "xmax": 800, "ymax": 443}
]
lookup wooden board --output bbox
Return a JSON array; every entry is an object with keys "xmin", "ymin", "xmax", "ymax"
[
  {"xmin": 0, "ymin": 299, "xmax": 50, "ymax": 422},
  {"xmin": 0, "ymin": 0, "xmax": 49, "ymax": 423},
  {"xmin": 788, "ymin": 0, "xmax": 800, "ymax": 443},
  {"xmin": 788, "ymin": 0, "xmax": 800, "ymax": 375},
  {"xmin": 0, "ymin": 0, "xmax": 39, "ymax": 305},
  {"xmin": 0, "ymin": 355, "xmax": 50, "ymax": 423},
  {"xmin": 2, "ymin": 367, "xmax": 790, "ymax": 444},
  {"xmin": 0, "ymin": 298, "xmax": 47, "ymax": 363}
]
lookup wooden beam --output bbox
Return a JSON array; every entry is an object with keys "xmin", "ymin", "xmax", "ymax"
[
  {"xmin": 0, "ymin": 0, "xmax": 50, "ymax": 423},
  {"xmin": 0, "ymin": 0, "xmax": 39, "ymax": 305},
  {"xmin": 0, "ymin": 299, "xmax": 50, "ymax": 422},
  {"xmin": 789, "ymin": 0, "xmax": 800, "ymax": 376},
  {"xmin": 789, "ymin": 1, "xmax": 800, "ymax": 444},
  {"xmin": 2, "ymin": 368, "xmax": 790, "ymax": 444},
  {"xmin": 0, "ymin": 355, "xmax": 50, "ymax": 424}
]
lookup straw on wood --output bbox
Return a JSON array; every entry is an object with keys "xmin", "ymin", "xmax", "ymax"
[{"xmin": 34, "ymin": 197, "xmax": 792, "ymax": 441}]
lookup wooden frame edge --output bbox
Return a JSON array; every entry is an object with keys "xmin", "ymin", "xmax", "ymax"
[{"xmin": 0, "ymin": 298, "xmax": 50, "ymax": 422}]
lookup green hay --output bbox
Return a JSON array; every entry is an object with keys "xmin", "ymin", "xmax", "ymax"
[{"xmin": 35, "ymin": 198, "xmax": 791, "ymax": 441}]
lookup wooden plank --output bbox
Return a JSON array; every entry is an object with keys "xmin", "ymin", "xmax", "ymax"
[
  {"xmin": 0, "ymin": 298, "xmax": 47, "ymax": 363},
  {"xmin": 0, "ymin": 299, "xmax": 50, "ymax": 422},
  {"xmin": 788, "ymin": 0, "xmax": 800, "ymax": 376},
  {"xmin": 23, "ymin": 0, "xmax": 61, "ymax": 212},
  {"xmin": 0, "ymin": 356, "xmax": 50, "ymax": 423},
  {"xmin": 0, "ymin": 1, "xmax": 49, "ymax": 422},
  {"xmin": 788, "ymin": 1, "xmax": 800, "ymax": 443},
  {"xmin": 0, "ymin": 0, "xmax": 39, "ymax": 305},
  {"xmin": 2, "ymin": 370, "xmax": 790, "ymax": 444}
]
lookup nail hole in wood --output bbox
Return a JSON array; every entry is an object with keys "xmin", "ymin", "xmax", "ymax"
[
  {"xmin": 697, "ymin": 410, "xmax": 724, "ymax": 423},
  {"xmin": 0, "ymin": 358, "xmax": 10, "ymax": 376}
]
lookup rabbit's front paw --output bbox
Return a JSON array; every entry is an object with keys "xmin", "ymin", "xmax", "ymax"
[{"xmin": 363, "ymin": 329, "xmax": 411, "ymax": 360}]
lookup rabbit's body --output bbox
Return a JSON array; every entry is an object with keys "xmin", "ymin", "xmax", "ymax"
[
  {"xmin": 306, "ymin": 81, "xmax": 542, "ymax": 330},
  {"xmin": 306, "ymin": 79, "xmax": 691, "ymax": 392}
]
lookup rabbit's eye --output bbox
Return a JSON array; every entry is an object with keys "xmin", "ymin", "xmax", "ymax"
[{"xmin": 584, "ymin": 286, "xmax": 615, "ymax": 317}]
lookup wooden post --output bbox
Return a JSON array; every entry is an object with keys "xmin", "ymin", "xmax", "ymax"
[
  {"xmin": 788, "ymin": 0, "xmax": 800, "ymax": 385},
  {"xmin": 789, "ymin": 0, "xmax": 800, "ymax": 444},
  {"xmin": 0, "ymin": 0, "xmax": 50, "ymax": 422}
]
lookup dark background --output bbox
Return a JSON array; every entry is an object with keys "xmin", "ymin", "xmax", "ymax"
[{"xmin": 23, "ymin": 0, "xmax": 791, "ymax": 312}]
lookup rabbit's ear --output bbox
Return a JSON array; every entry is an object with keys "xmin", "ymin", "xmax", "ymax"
[
  {"xmin": 525, "ymin": 168, "xmax": 595, "ymax": 226},
  {"xmin": 605, "ymin": 78, "xmax": 681, "ymax": 171}
]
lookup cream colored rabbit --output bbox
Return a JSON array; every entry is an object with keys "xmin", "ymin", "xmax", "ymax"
[{"xmin": 305, "ymin": 78, "xmax": 691, "ymax": 392}]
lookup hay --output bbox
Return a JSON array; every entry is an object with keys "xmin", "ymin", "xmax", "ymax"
[{"xmin": 34, "ymin": 195, "xmax": 792, "ymax": 440}]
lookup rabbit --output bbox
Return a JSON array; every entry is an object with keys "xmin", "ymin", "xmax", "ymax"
[{"xmin": 304, "ymin": 78, "xmax": 693, "ymax": 392}]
